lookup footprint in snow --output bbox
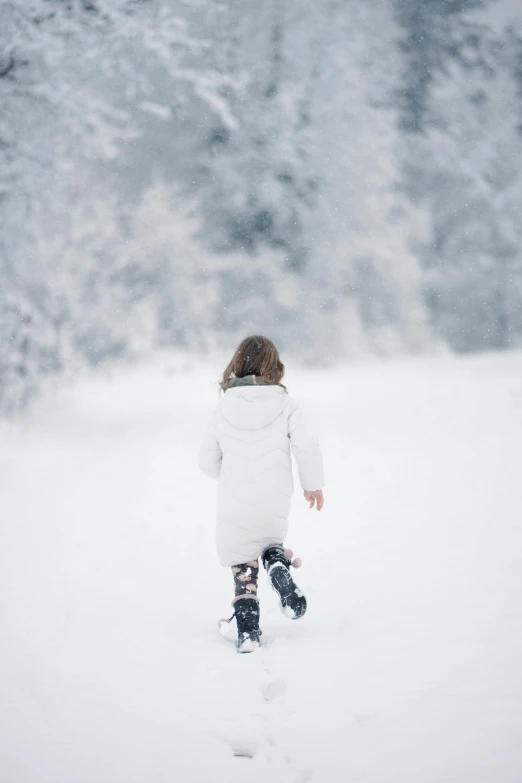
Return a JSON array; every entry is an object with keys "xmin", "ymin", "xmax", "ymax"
[
  {"xmin": 227, "ymin": 737, "xmax": 257, "ymax": 759},
  {"xmin": 262, "ymin": 678, "xmax": 287, "ymax": 702}
]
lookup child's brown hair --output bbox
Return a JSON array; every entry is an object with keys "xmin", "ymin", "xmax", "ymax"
[{"xmin": 220, "ymin": 336, "xmax": 285, "ymax": 389}]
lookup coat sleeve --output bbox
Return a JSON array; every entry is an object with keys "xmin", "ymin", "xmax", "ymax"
[
  {"xmin": 198, "ymin": 413, "xmax": 223, "ymax": 480},
  {"xmin": 287, "ymin": 400, "xmax": 325, "ymax": 491}
]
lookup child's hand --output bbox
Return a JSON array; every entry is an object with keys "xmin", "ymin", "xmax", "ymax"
[{"xmin": 304, "ymin": 489, "xmax": 324, "ymax": 511}]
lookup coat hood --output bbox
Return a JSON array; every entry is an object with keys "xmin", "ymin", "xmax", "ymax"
[{"xmin": 220, "ymin": 386, "xmax": 289, "ymax": 431}]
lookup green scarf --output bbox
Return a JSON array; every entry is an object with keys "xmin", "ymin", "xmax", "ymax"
[{"xmin": 223, "ymin": 375, "xmax": 269, "ymax": 391}]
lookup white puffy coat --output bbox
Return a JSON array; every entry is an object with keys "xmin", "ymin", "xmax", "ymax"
[{"xmin": 198, "ymin": 385, "xmax": 324, "ymax": 567}]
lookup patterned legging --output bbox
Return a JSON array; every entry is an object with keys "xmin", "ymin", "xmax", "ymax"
[{"xmin": 232, "ymin": 560, "xmax": 259, "ymax": 598}]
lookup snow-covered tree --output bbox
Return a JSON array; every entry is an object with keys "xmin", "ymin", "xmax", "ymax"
[
  {"xmin": 0, "ymin": 0, "xmax": 240, "ymax": 409},
  {"xmin": 395, "ymin": 0, "xmax": 490, "ymax": 133},
  {"xmin": 191, "ymin": 0, "xmax": 431, "ymax": 357},
  {"xmin": 398, "ymin": 9, "xmax": 522, "ymax": 350}
]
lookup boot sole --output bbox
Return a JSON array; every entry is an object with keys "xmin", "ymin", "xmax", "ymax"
[{"xmin": 268, "ymin": 564, "xmax": 307, "ymax": 620}]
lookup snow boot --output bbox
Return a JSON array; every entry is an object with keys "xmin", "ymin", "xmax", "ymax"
[
  {"xmin": 234, "ymin": 596, "xmax": 261, "ymax": 653},
  {"xmin": 262, "ymin": 546, "xmax": 307, "ymax": 620}
]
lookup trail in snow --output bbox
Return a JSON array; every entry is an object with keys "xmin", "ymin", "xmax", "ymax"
[{"xmin": 1, "ymin": 352, "xmax": 521, "ymax": 783}]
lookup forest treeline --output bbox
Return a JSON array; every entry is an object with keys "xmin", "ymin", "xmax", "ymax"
[{"xmin": 1, "ymin": 0, "xmax": 521, "ymax": 410}]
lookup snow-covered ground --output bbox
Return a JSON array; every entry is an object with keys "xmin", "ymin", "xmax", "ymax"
[{"xmin": 1, "ymin": 351, "xmax": 521, "ymax": 783}]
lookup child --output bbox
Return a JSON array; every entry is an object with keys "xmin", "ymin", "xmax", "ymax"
[{"xmin": 198, "ymin": 335, "xmax": 324, "ymax": 653}]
